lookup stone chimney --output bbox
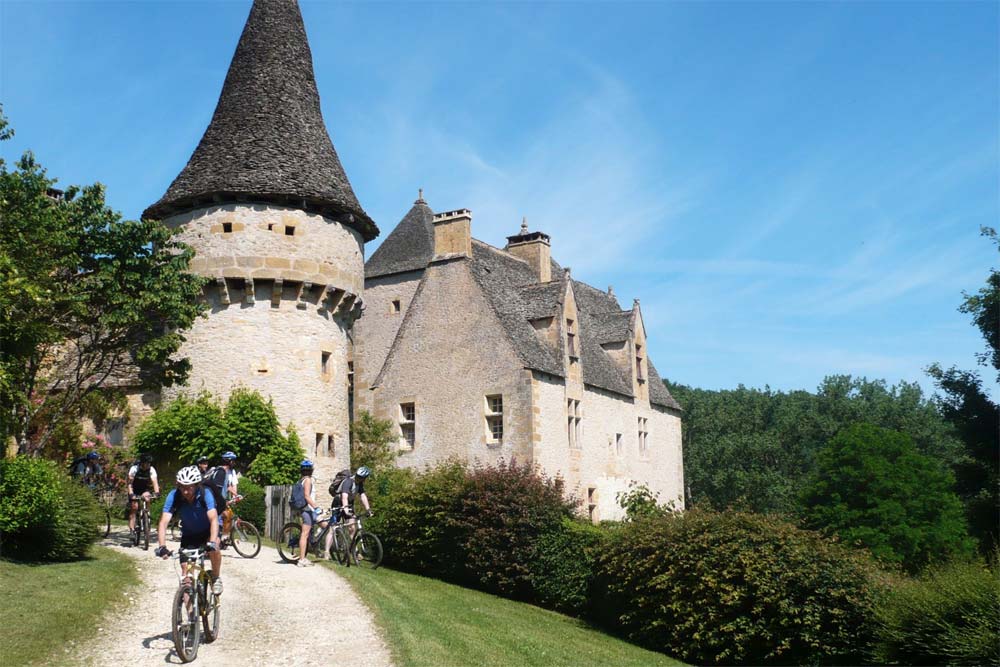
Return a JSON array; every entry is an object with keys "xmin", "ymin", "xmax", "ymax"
[
  {"xmin": 505, "ymin": 217, "xmax": 551, "ymax": 283},
  {"xmin": 432, "ymin": 208, "xmax": 473, "ymax": 259}
]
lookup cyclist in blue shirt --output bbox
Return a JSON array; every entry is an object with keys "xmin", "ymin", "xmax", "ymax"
[{"xmin": 155, "ymin": 466, "xmax": 223, "ymax": 594}]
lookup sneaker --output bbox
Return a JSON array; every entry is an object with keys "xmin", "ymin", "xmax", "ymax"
[
  {"xmin": 212, "ymin": 578, "xmax": 224, "ymax": 595},
  {"xmin": 297, "ymin": 558, "xmax": 313, "ymax": 568}
]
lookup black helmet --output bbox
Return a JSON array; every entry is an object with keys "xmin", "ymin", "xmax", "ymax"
[
  {"xmin": 196, "ymin": 455, "xmax": 209, "ymax": 464},
  {"xmin": 139, "ymin": 453, "xmax": 153, "ymax": 464}
]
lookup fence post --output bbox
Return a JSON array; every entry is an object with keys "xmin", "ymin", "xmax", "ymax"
[{"xmin": 264, "ymin": 484, "xmax": 293, "ymax": 542}]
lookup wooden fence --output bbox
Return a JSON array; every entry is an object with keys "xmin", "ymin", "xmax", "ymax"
[{"xmin": 264, "ymin": 485, "xmax": 293, "ymax": 542}]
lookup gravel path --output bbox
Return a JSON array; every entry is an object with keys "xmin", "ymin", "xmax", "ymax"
[{"xmin": 69, "ymin": 528, "xmax": 394, "ymax": 667}]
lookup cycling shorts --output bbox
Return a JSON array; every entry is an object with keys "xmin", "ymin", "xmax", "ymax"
[{"xmin": 179, "ymin": 530, "xmax": 211, "ymax": 559}]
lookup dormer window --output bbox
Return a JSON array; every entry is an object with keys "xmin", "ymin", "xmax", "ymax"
[{"xmin": 566, "ymin": 319, "xmax": 578, "ymax": 360}]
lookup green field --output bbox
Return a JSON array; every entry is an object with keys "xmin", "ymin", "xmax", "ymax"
[
  {"xmin": 334, "ymin": 564, "xmax": 684, "ymax": 667},
  {"xmin": 0, "ymin": 546, "xmax": 139, "ymax": 666}
]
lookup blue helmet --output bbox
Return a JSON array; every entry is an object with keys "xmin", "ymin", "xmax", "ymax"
[
  {"xmin": 355, "ymin": 466, "xmax": 371, "ymax": 478},
  {"xmin": 300, "ymin": 459, "xmax": 314, "ymax": 469},
  {"xmin": 86, "ymin": 451, "xmax": 100, "ymax": 460},
  {"xmin": 222, "ymin": 451, "xmax": 237, "ymax": 461}
]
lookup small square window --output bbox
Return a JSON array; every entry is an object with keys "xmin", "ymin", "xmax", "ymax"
[
  {"xmin": 401, "ymin": 402, "xmax": 415, "ymax": 422},
  {"xmin": 222, "ymin": 222, "xmax": 233, "ymax": 233},
  {"xmin": 267, "ymin": 223, "xmax": 275, "ymax": 231},
  {"xmin": 285, "ymin": 226, "xmax": 296, "ymax": 236},
  {"xmin": 487, "ymin": 415, "xmax": 503, "ymax": 442},
  {"xmin": 486, "ymin": 394, "xmax": 503, "ymax": 414},
  {"xmin": 400, "ymin": 423, "xmax": 415, "ymax": 449}
]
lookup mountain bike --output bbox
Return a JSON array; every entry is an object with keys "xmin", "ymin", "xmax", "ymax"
[
  {"xmin": 168, "ymin": 546, "xmax": 221, "ymax": 663},
  {"xmin": 346, "ymin": 513, "xmax": 383, "ymax": 570},
  {"xmin": 221, "ymin": 495, "xmax": 261, "ymax": 558},
  {"xmin": 93, "ymin": 482, "xmax": 123, "ymax": 538},
  {"xmin": 131, "ymin": 494, "xmax": 155, "ymax": 550},
  {"xmin": 277, "ymin": 509, "xmax": 351, "ymax": 565}
]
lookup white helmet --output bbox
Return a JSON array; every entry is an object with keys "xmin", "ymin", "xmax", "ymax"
[{"xmin": 176, "ymin": 466, "xmax": 202, "ymax": 486}]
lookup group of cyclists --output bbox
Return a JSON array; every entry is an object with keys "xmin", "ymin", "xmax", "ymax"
[{"xmin": 72, "ymin": 448, "xmax": 373, "ymax": 594}]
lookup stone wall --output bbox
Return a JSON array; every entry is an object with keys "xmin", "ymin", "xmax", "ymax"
[
  {"xmin": 371, "ymin": 257, "xmax": 532, "ymax": 469},
  {"xmin": 354, "ymin": 270, "xmax": 424, "ymax": 416}
]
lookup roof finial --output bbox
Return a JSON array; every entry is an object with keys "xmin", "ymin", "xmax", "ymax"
[
  {"xmin": 633, "ymin": 298, "xmax": 640, "ymax": 308},
  {"xmin": 417, "ymin": 188, "xmax": 424, "ymax": 203},
  {"xmin": 520, "ymin": 216, "xmax": 528, "ymax": 234},
  {"xmin": 608, "ymin": 285, "xmax": 615, "ymax": 297}
]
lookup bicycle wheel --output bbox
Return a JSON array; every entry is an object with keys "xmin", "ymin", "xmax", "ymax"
[
  {"xmin": 200, "ymin": 577, "xmax": 221, "ymax": 643},
  {"xmin": 100, "ymin": 506, "xmax": 111, "ymax": 538},
  {"xmin": 277, "ymin": 522, "xmax": 303, "ymax": 563},
  {"xmin": 351, "ymin": 531, "xmax": 383, "ymax": 569},
  {"xmin": 231, "ymin": 519, "xmax": 261, "ymax": 559},
  {"xmin": 332, "ymin": 527, "xmax": 350, "ymax": 566},
  {"xmin": 172, "ymin": 584, "xmax": 200, "ymax": 663},
  {"xmin": 141, "ymin": 511, "xmax": 150, "ymax": 550}
]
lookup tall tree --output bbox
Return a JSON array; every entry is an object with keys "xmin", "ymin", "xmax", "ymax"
[
  {"xmin": 0, "ymin": 111, "xmax": 206, "ymax": 454},
  {"xmin": 927, "ymin": 226, "xmax": 1000, "ymax": 554}
]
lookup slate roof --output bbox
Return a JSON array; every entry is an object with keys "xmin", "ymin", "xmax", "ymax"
[
  {"xmin": 469, "ymin": 241, "xmax": 565, "ymax": 377},
  {"xmin": 144, "ymin": 0, "xmax": 378, "ymax": 241},
  {"xmin": 365, "ymin": 198, "xmax": 435, "ymax": 278},
  {"xmin": 366, "ymin": 204, "xmax": 680, "ymax": 409}
]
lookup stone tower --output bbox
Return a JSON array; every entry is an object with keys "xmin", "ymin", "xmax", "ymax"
[{"xmin": 143, "ymin": 0, "xmax": 378, "ymax": 473}]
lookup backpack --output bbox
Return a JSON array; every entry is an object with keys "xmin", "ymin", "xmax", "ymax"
[
  {"xmin": 68, "ymin": 457, "xmax": 88, "ymax": 478},
  {"xmin": 289, "ymin": 477, "xmax": 308, "ymax": 511},
  {"xmin": 202, "ymin": 466, "xmax": 228, "ymax": 513},
  {"xmin": 328, "ymin": 469, "xmax": 351, "ymax": 500}
]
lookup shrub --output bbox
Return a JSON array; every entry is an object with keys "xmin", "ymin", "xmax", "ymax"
[
  {"xmin": 596, "ymin": 509, "xmax": 884, "ymax": 666},
  {"xmin": 801, "ymin": 423, "xmax": 974, "ymax": 572},
  {"xmin": 529, "ymin": 517, "xmax": 608, "ymax": 615},
  {"xmin": 133, "ymin": 392, "xmax": 226, "ymax": 464},
  {"xmin": 370, "ymin": 462, "xmax": 464, "ymax": 578},
  {"xmin": 451, "ymin": 459, "xmax": 577, "ymax": 599},
  {"xmin": 222, "ymin": 387, "xmax": 285, "ymax": 463},
  {"xmin": 247, "ymin": 424, "xmax": 303, "ymax": 486},
  {"xmin": 875, "ymin": 557, "xmax": 1000, "ymax": 665},
  {"xmin": 0, "ymin": 456, "xmax": 100, "ymax": 561},
  {"xmin": 235, "ymin": 476, "xmax": 266, "ymax": 530}
]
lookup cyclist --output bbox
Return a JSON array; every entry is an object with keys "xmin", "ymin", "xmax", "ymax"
[
  {"xmin": 293, "ymin": 459, "xmax": 325, "ymax": 567},
  {"xmin": 334, "ymin": 466, "xmax": 373, "ymax": 529},
  {"xmin": 69, "ymin": 451, "xmax": 102, "ymax": 487},
  {"xmin": 127, "ymin": 453, "xmax": 160, "ymax": 536},
  {"xmin": 155, "ymin": 466, "xmax": 223, "ymax": 595},
  {"xmin": 204, "ymin": 452, "xmax": 239, "ymax": 542},
  {"xmin": 195, "ymin": 455, "xmax": 210, "ymax": 480}
]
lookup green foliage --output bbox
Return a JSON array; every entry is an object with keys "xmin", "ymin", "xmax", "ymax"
[
  {"xmin": 528, "ymin": 518, "xmax": 608, "ymax": 615},
  {"xmin": 451, "ymin": 459, "xmax": 577, "ymax": 598},
  {"xmin": 247, "ymin": 424, "xmax": 303, "ymax": 486},
  {"xmin": 0, "ymin": 456, "xmax": 62, "ymax": 533},
  {"xmin": 801, "ymin": 423, "xmax": 973, "ymax": 572},
  {"xmin": 0, "ymin": 112, "xmax": 205, "ymax": 452},
  {"xmin": 596, "ymin": 509, "xmax": 884, "ymax": 666},
  {"xmin": 617, "ymin": 482, "xmax": 673, "ymax": 521},
  {"xmin": 0, "ymin": 456, "xmax": 100, "ymax": 561},
  {"xmin": 133, "ymin": 392, "xmax": 226, "ymax": 464},
  {"xmin": 368, "ymin": 462, "xmax": 465, "ymax": 579},
  {"xmin": 350, "ymin": 410, "xmax": 397, "ymax": 473},
  {"xmin": 875, "ymin": 557, "xmax": 1000, "ymax": 666},
  {"xmin": 234, "ymin": 477, "xmax": 266, "ymax": 530},
  {"xmin": 670, "ymin": 375, "xmax": 964, "ymax": 515},
  {"xmin": 222, "ymin": 386, "xmax": 284, "ymax": 462}
]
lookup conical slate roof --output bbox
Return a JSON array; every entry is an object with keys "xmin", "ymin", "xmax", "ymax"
[
  {"xmin": 365, "ymin": 196, "xmax": 435, "ymax": 278},
  {"xmin": 144, "ymin": 0, "xmax": 378, "ymax": 241}
]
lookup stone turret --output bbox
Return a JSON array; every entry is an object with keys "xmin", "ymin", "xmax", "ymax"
[{"xmin": 146, "ymin": 0, "xmax": 378, "ymax": 474}]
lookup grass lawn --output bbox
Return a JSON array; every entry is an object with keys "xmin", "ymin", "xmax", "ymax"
[
  {"xmin": 333, "ymin": 564, "xmax": 685, "ymax": 667},
  {"xmin": 0, "ymin": 545, "xmax": 139, "ymax": 666}
]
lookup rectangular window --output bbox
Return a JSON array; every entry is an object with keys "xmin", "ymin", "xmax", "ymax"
[
  {"xmin": 399, "ymin": 402, "xmax": 416, "ymax": 450},
  {"xmin": 567, "ymin": 399, "xmax": 582, "ymax": 448},
  {"xmin": 485, "ymin": 394, "xmax": 503, "ymax": 444},
  {"xmin": 315, "ymin": 433, "xmax": 324, "ymax": 458},
  {"xmin": 566, "ymin": 319, "xmax": 578, "ymax": 359},
  {"xmin": 391, "ymin": 299, "xmax": 401, "ymax": 313},
  {"xmin": 635, "ymin": 344, "xmax": 645, "ymax": 382},
  {"xmin": 638, "ymin": 417, "xmax": 649, "ymax": 457},
  {"xmin": 327, "ymin": 435, "xmax": 335, "ymax": 457},
  {"xmin": 587, "ymin": 487, "xmax": 597, "ymax": 522},
  {"xmin": 615, "ymin": 433, "xmax": 623, "ymax": 456},
  {"xmin": 285, "ymin": 226, "xmax": 296, "ymax": 236},
  {"xmin": 321, "ymin": 350, "xmax": 331, "ymax": 374},
  {"xmin": 222, "ymin": 222, "xmax": 233, "ymax": 233}
]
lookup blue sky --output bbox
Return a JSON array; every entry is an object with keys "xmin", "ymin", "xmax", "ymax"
[{"xmin": 1, "ymin": 1, "xmax": 997, "ymax": 397}]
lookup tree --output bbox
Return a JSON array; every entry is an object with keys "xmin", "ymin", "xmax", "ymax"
[
  {"xmin": 247, "ymin": 424, "xmax": 304, "ymax": 486},
  {"xmin": 349, "ymin": 410, "xmax": 397, "ymax": 473},
  {"xmin": 0, "ymin": 110, "xmax": 206, "ymax": 454},
  {"xmin": 927, "ymin": 226, "xmax": 1000, "ymax": 554},
  {"xmin": 800, "ymin": 423, "xmax": 973, "ymax": 572},
  {"xmin": 132, "ymin": 392, "xmax": 227, "ymax": 465},
  {"xmin": 221, "ymin": 387, "xmax": 284, "ymax": 462}
]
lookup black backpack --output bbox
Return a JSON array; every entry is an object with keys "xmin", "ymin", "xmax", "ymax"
[
  {"xmin": 202, "ymin": 466, "xmax": 228, "ymax": 512},
  {"xmin": 328, "ymin": 469, "xmax": 351, "ymax": 499},
  {"xmin": 68, "ymin": 457, "xmax": 88, "ymax": 478}
]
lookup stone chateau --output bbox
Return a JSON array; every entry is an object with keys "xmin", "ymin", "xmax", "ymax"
[{"xmin": 139, "ymin": 0, "xmax": 684, "ymax": 520}]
